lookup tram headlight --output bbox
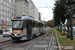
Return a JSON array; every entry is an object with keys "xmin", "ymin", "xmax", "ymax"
[{"xmin": 15, "ymin": 34, "xmax": 17, "ymax": 36}]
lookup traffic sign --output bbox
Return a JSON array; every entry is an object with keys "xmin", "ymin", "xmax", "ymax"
[{"xmin": 3, "ymin": 23, "xmax": 6, "ymax": 26}]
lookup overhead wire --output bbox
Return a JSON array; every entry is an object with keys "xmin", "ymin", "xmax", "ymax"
[{"xmin": 44, "ymin": 0, "xmax": 49, "ymax": 10}]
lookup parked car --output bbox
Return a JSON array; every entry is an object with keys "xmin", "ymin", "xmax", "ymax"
[{"xmin": 3, "ymin": 29, "xmax": 12, "ymax": 37}]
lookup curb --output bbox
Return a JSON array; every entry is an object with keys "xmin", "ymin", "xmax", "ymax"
[{"xmin": 55, "ymin": 31, "xmax": 61, "ymax": 50}]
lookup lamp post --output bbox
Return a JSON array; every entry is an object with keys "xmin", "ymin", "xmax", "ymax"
[{"xmin": 60, "ymin": 20, "xmax": 62, "ymax": 33}]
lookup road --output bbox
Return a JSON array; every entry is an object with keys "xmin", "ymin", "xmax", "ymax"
[
  {"xmin": 0, "ymin": 35, "xmax": 11, "ymax": 42},
  {"xmin": 0, "ymin": 28, "xmax": 57, "ymax": 50}
]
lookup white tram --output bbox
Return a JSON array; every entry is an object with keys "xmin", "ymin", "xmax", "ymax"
[{"xmin": 11, "ymin": 16, "xmax": 45, "ymax": 41}]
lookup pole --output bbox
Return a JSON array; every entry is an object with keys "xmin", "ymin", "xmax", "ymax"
[{"xmin": 60, "ymin": 23, "xmax": 62, "ymax": 33}]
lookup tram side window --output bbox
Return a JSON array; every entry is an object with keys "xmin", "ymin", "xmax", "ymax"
[
  {"xmin": 23, "ymin": 21, "xmax": 26, "ymax": 28},
  {"xmin": 39, "ymin": 23, "xmax": 43, "ymax": 28},
  {"xmin": 26, "ymin": 20, "xmax": 32, "ymax": 28},
  {"xmin": 39, "ymin": 23, "xmax": 43, "ymax": 31},
  {"xmin": 32, "ymin": 22, "xmax": 39, "ymax": 28}
]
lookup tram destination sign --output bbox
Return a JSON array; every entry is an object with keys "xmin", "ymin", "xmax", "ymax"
[{"xmin": 14, "ymin": 17, "xmax": 21, "ymax": 19}]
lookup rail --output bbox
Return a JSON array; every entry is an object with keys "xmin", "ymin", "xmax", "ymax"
[
  {"xmin": 48, "ymin": 32, "xmax": 53, "ymax": 50},
  {"xmin": 26, "ymin": 31, "xmax": 53, "ymax": 50},
  {"xmin": 26, "ymin": 32, "xmax": 49, "ymax": 50}
]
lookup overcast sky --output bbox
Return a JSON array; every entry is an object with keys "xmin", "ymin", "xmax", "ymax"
[{"xmin": 32, "ymin": 0, "xmax": 55, "ymax": 21}]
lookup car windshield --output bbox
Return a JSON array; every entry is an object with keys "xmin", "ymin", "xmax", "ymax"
[
  {"xmin": 4, "ymin": 30, "xmax": 10, "ymax": 32},
  {"xmin": 12, "ymin": 20, "xmax": 23, "ymax": 28}
]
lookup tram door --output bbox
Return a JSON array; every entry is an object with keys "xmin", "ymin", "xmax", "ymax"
[{"xmin": 27, "ymin": 21, "xmax": 32, "ymax": 39}]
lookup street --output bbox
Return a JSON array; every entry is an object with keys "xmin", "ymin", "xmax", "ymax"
[
  {"xmin": 0, "ymin": 35, "xmax": 11, "ymax": 42},
  {"xmin": 0, "ymin": 28, "xmax": 57, "ymax": 50}
]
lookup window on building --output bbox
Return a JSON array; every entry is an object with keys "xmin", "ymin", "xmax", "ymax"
[
  {"xmin": 1, "ymin": 0, "xmax": 3, "ymax": 3},
  {"xmin": 7, "ymin": 8, "xmax": 9, "ymax": 11},
  {"xmin": 7, "ymin": 0, "xmax": 9, "ymax": 2},
  {"xmin": 4, "ymin": 11, "xmax": 6, "ymax": 16},
  {"xmin": 7, "ymin": 13, "xmax": 8, "ymax": 16},
  {"xmin": 1, "ymin": 17, "xmax": 3, "ymax": 21},
  {"xmin": 5, "ymin": 17, "xmax": 6, "ymax": 21},
  {"xmin": 1, "ymin": 11, "xmax": 3, "ymax": 15},
  {"xmin": 4, "ymin": 6, "xmax": 6, "ymax": 10},
  {"xmin": 7, "ymin": 3, "xmax": 8, "ymax": 6},
  {"xmin": 9, "ymin": 0, "xmax": 11, "ymax": 3},
  {"xmin": 4, "ymin": 17, "xmax": 5, "ymax": 21},
  {"xmin": 7, "ymin": 18, "xmax": 9, "ymax": 21},
  {"xmin": 6, "ymin": 23, "xmax": 8, "ymax": 25},
  {"xmin": 1, "ymin": 5, "xmax": 3, "ymax": 9},
  {"xmin": 4, "ymin": 1, "xmax": 6, "ymax": 5},
  {"xmin": 12, "ymin": 0, "xmax": 15, "ymax": 4},
  {"xmin": 10, "ymin": 14, "xmax": 11, "ymax": 16}
]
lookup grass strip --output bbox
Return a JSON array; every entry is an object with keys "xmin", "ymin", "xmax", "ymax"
[{"xmin": 55, "ymin": 29, "xmax": 75, "ymax": 46}]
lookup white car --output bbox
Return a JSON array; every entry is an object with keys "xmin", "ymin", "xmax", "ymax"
[{"xmin": 3, "ymin": 29, "xmax": 12, "ymax": 37}]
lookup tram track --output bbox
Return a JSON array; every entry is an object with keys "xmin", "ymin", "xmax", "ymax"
[
  {"xmin": 0, "ymin": 31, "xmax": 54, "ymax": 50},
  {"xmin": 0, "ymin": 33, "xmax": 47, "ymax": 50},
  {"xmin": 0, "ymin": 40, "xmax": 20, "ymax": 49},
  {"xmin": 26, "ymin": 31, "xmax": 53, "ymax": 50}
]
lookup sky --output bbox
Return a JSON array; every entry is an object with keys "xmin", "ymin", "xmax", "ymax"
[{"xmin": 32, "ymin": 0, "xmax": 55, "ymax": 21}]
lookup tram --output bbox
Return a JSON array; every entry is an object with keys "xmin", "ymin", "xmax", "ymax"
[{"xmin": 11, "ymin": 16, "xmax": 45, "ymax": 41}]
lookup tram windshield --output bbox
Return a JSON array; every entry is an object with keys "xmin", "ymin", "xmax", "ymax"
[{"xmin": 12, "ymin": 20, "xmax": 23, "ymax": 28}]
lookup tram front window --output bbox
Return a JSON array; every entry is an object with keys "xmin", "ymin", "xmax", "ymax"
[{"xmin": 12, "ymin": 20, "xmax": 23, "ymax": 28}]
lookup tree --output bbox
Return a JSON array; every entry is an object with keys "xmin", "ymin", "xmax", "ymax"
[
  {"xmin": 53, "ymin": 0, "xmax": 66, "ymax": 26},
  {"xmin": 45, "ymin": 19, "xmax": 54, "ymax": 27}
]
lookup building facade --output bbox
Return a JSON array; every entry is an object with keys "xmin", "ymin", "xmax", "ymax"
[
  {"xmin": 0, "ymin": 0, "xmax": 15, "ymax": 30},
  {"xmin": 34, "ymin": 6, "xmax": 39, "ymax": 20},
  {"xmin": 15, "ymin": 0, "xmax": 29, "ymax": 16},
  {"xmin": 15, "ymin": 0, "xmax": 39, "ymax": 20},
  {"xmin": 27, "ymin": 0, "xmax": 39, "ymax": 20}
]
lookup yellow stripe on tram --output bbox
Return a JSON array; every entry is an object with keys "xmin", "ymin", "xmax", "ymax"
[{"xmin": 12, "ymin": 28, "xmax": 27, "ymax": 34}]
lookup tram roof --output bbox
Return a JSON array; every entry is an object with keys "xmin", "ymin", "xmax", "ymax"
[{"xmin": 13, "ymin": 16, "xmax": 45, "ymax": 24}]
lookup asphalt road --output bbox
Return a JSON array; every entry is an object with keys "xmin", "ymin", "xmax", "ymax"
[
  {"xmin": 0, "ymin": 28, "xmax": 57, "ymax": 50},
  {"xmin": 0, "ymin": 35, "xmax": 11, "ymax": 42}
]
